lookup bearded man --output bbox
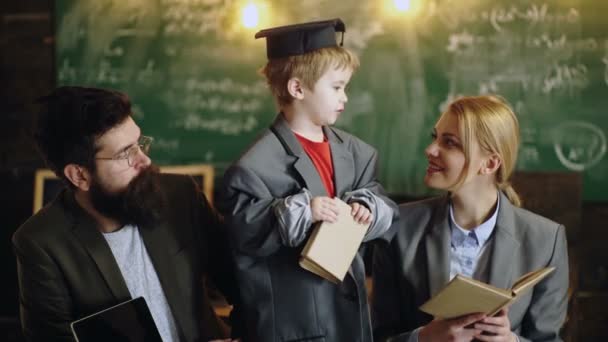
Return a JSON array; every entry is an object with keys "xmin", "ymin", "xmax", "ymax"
[{"xmin": 12, "ymin": 87, "xmax": 241, "ymax": 342}]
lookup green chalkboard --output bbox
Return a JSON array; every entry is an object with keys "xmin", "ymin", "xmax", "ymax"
[{"xmin": 55, "ymin": 0, "xmax": 608, "ymax": 201}]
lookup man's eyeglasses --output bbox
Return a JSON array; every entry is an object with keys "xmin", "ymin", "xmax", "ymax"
[{"xmin": 95, "ymin": 135, "xmax": 153, "ymax": 166}]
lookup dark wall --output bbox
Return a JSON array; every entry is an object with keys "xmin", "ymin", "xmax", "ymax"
[{"xmin": 1, "ymin": 1, "xmax": 53, "ymax": 340}]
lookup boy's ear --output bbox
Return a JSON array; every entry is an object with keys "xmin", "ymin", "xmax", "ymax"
[
  {"xmin": 287, "ymin": 77, "xmax": 305, "ymax": 100},
  {"xmin": 64, "ymin": 164, "xmax": 93, "ymax": 191}
]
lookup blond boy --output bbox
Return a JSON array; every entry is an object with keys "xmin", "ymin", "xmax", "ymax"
[{"xmin": 218, "ymin": 18, "xmax": 398, "ymax": 342}]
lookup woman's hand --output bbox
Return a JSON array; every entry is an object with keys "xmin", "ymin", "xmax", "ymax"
[
  {"xmin": 474, "ymin": 308, "xmax": 516, "ymax": 342},
  {"xmin": 419, "ymin": 312, "xmax": 485, "ymax": 342}
]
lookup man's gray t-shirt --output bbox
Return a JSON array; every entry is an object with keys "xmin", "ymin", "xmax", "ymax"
[{"xmin": 103, "ymin": 224, "xmax": 179, "ymax": 342}]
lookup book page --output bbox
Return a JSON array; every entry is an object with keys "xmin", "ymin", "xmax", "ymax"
[
  {"xmin": 299, "ymin": 257, "xmax": 340, "ymax": 284},
  {"xmin": 420, "ymin": 275, "xmax": 512, "ymax": 319},
  {"xmin": 511, "ymin": 267, "xmax": 555, "ymax": 295}
]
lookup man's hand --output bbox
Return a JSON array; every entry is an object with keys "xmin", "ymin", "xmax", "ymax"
[
  {"xmin": 311, "ymin": 196, "xmax": 339, "ymax": 223},
  {"xmin": 419, "ymin": 313, "xmax": 485, "ymax": 342},
  {"xmin": 474, "ymin": 308, "xmax": 516, "ymax": 342}
]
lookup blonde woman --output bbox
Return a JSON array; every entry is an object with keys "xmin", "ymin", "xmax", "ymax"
[{"xmin": 372, "ymin": 96, "xmax": 569, "ymax": 342}]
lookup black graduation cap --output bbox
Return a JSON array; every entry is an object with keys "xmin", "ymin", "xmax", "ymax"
[{"xmin": 255, "ymin": 18, "xmax": 345, "ymax": 59}]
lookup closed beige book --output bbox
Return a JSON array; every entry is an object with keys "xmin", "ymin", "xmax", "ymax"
[
  {"xmin": 299, "ymin": 199, "xmax": 370, "ymax": 283},
  {"xmin": 420, "ymin": 267, "xmax": 555, "ymax": 319}
]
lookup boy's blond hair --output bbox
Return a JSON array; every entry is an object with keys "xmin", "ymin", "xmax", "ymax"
[
  {"xmin": 443, "ymin": 95, "xmax": 522, "ymax": 206},
  {"xmin": 260, "ymin": 46, "xmax": 360, "ymax": 107}
]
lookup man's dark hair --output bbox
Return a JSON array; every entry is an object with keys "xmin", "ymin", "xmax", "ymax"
[{"xmin": 34, "ymin": 86, "xmax": 132, "ymax": 184}]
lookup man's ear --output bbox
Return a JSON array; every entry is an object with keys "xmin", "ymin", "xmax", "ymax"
[
  {"xmin": 64, "ymin": 164, "xmax": 92, "ymax": 191},
  {"xmin": 480, "ymin": 153, "xmax": 502, "ymax": 175},
  {"xmin": 287, "ymin": 77, "xmax": 305, "ymax": 100}
]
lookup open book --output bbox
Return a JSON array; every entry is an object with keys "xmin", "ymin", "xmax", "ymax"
[
  {"xmin": 420, "ymin": 267, "xmax": 555, "ymax": 319},
  {"xmin": 299, "ymin": 199, "xmax": 370, "ymax": 283}
]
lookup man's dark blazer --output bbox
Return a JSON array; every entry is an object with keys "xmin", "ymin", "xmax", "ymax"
[
  {"xmin": 372, "ymin": 192, "xmax": 569, "ymax": 342},
  {"xmin": 13, "ymin": 174, "xmax": 240, "ymax": 341}
]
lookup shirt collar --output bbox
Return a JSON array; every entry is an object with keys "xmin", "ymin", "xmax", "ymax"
[{"xmin": 449, "ymin": 193, "xmax": 500, "ymax": 247}]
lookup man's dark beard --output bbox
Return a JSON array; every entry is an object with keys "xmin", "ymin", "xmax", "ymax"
[{"xmin": 89, "ymin": 165, "xmax": 166, "ymax": 227}]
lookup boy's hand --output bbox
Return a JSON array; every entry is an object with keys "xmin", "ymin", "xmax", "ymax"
[
  {"xmin": 311, "ymin": 196, "xmax": 339, "ymax": 223},
  {"xmin": 349, "ymin": 202, "xmax": 373, "ymax": 225}
]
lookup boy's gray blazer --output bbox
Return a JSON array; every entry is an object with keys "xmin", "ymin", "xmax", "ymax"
[
  {"xmin": 372, "ymin": 192, "xmax": 569, "ymax": 342},
  {"xmin": 218, "ymin": 114, "xmax": 398, "ymax": 342}
]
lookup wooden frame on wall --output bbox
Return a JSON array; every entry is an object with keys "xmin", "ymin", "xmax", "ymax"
[{"xmin": 33, "ymin": 164, "xmax": 215, "ymax": 214}]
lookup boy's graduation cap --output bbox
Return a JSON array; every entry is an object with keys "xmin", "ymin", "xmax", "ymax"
[{"xmin": 255, "ymin": 18, "xmax": 345, "ymax": 59}]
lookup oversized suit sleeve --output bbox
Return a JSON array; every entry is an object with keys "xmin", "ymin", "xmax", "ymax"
[
  {"xmin": 372, "ymin": 239, "xmax": 414, "ymax": 342},
  {"xmin": 12, "ymin": 233, "xmax": 75, "ymax": 342},
  {"xmin": 516, "ymin": 225, "xmax": 569, "ymax": 342},
  {"xmin": 343, "ymin": 148, "xmax": 398, "ymax": 242},
  {"xmin": 217, "ymin": 164, "xmax": 313, "ymax": 257}
]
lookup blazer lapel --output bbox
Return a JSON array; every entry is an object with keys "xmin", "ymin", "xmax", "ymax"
[
  {"xmin": 324, "ymin": 126, "xmax": 355, "ymax": 198},
  {"xmin": 425, "ymin": 196, "xmax": 451, "ymax": 296},
  {"xmin": 271, "ymin": 114, "xmax": 327, "ymax": 196},
  {"xmin": 66, "ymin": 193, "xmax": 131, "ymax": 301},
  {"xmin": 487, "ymin": 192, "xmax": 521, "ymax": 289},
  {"xmin": 138, "ymin": 221, "xmax": 190, "ymax": 337}
]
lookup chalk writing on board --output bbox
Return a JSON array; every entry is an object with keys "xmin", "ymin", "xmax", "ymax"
[
  {"xmin": 94, "ymin": 61, "xmax": 128, "ymax": 85},
  {"xmin": 542, "ymin": 63, "xmax": 588, "ymax": 94},
  {"xmin": 435, "ymin": 2, "xmax": 579, "ymax": 32},
  {"xmin": 448, "ymin": 32, "xmax": 599, "ymax": 56},
  {"xmin": 520, "ymin": 127, "xmax": 537, "ymax": 144},
  {"xmin": 136, "ymin": 60, "xmax": 164, "ymax": 87},
  {"xmin": 178, "ymin": 95, "xmax": 263, "ymax": 113},
  {"xmin": 58, "ymin": 58, "xmax": 165, "ymax": 88},
  {"xmin": 484, "ymin": 5, "xmax": 579, "ymax": 32},
  {"xmin": 104, "ymin": 45, "xmax": 125, "ymax": 57},
  {"xmin": 554, "ymin": 121, "xmax": 607, "ymax": 171},
  {"xmin": 154, "ymin": 138, "xmax": 180, "ymax": 152},
  {"xmin": 173, "ymin": 114, "xmax": 258, "ymax": 135},
  {"xmin": 519, "ymin": 145, "xmax": 540, "ymax": 167},
  {"xmin": 161, "ymin": 0, "xmax": 231, "ymax": 37},
  {"xmin": 445, "ymin": 33, "xmax": 595, "ymax": 97},
  {"xmin": 183, "ymin": 78, "xmax": 267, "ymax": 96},
  {"xmin": 478, "ymin": 79, "xmax": 498, "ymax": 94},
  {"xmin": 170, "ymin": 78, "xmax": 268, "ymax": 118}
]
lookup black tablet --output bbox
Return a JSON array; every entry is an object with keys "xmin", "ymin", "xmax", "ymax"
[{"xmin": 70, "ymin": 297, "xmax": 162, "ymax": 342}]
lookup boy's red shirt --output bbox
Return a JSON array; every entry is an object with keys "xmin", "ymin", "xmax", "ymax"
[{"xmin": 294, "ymin": 132, "xmax": 335, "ymax": 198}]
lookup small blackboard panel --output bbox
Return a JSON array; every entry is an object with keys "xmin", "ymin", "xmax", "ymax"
[{"xmin": 33, "ymin": 164, "xmax": 214, "ymax": 213}]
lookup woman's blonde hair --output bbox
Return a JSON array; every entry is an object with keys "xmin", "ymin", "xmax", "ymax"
[
  {"xmin": 443, "ymin": 95, "xmax": 522, "ymax": 207},
  {"xmin": 260, "ymin": 46, "xmax": 359, "ymax": 107}
]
